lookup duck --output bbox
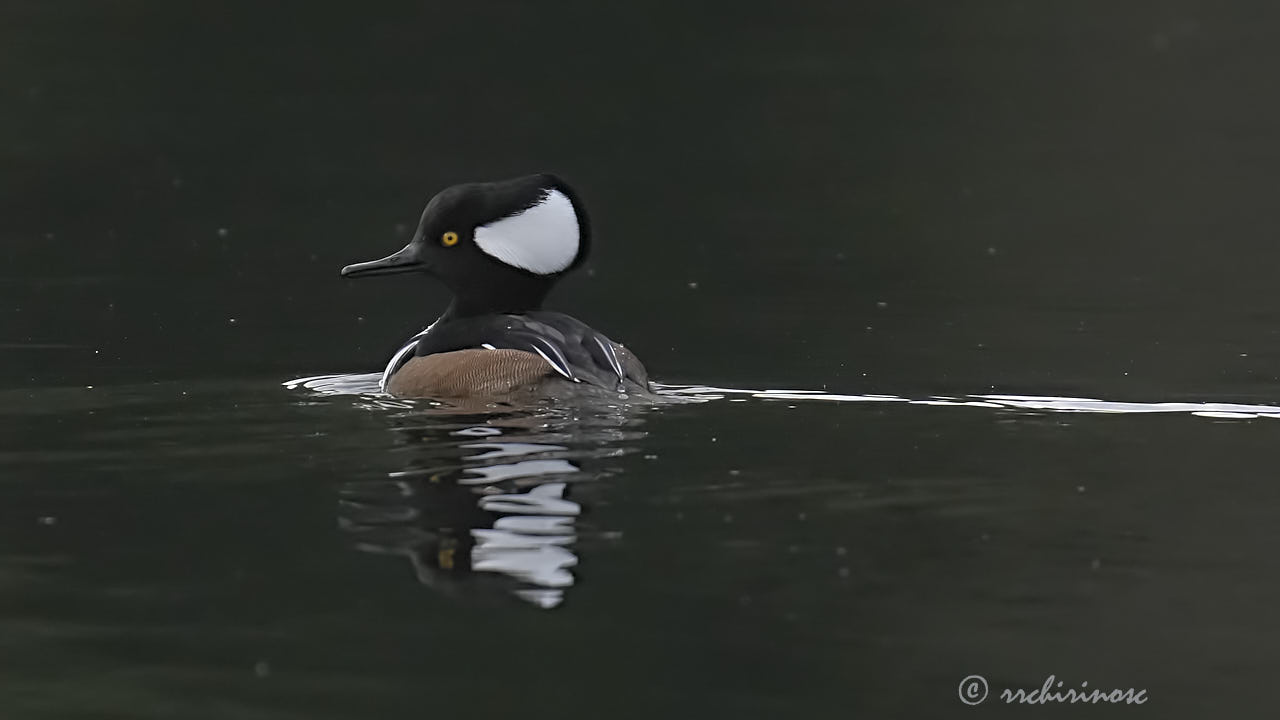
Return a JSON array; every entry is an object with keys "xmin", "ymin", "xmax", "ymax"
[{"xmin": 341, "ymin": 173, "xmax": 651, "ymax": 400}]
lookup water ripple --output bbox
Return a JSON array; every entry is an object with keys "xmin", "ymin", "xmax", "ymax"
[{"xmin": 655, "ymin": 385, "xmax": 1280, "ymax": 420}]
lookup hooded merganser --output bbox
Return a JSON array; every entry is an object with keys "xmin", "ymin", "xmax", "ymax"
[{"xmin": 341, "ymin": 174, "xmax": 650, "ymax": 400}]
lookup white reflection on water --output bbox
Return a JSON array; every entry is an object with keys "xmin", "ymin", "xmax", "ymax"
[
  {"xmin": 286, "ymin": 373, "xmax": 1280, "ymax": 420},
  {"xmin": 471, "ymin": 480, "xmax": 580, "ymax": 606},
  {"xmin": 340, "ymin": 435, "xmax": 584, "ymax": 610}
]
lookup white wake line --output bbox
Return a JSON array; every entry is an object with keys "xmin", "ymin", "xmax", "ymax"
[
  {"xmin": 656, "ymin": 385, "xmax": 1280, "ymax": 420},
  {"xmin": 286, "ymin": 375, "xmax": 1280, "ymax": 420}
]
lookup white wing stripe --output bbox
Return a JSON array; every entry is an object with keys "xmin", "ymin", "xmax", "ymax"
[
  {"xmin": 595, "ymin": 336, "xmax": 624, "ymax": 380},
  {"xmin": 379, "ymin": 323, "xmax": 435, "ymax": 393}
]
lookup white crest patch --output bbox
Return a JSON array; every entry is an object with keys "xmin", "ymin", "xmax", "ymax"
[{"xmin": 474, "ymin": 189, "xmax": 580, "ymax": 275}]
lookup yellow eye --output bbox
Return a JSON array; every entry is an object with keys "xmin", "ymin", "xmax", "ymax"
[{"xmin": 441, "ymin": 231, "xmax": 459, "ymax": 247}]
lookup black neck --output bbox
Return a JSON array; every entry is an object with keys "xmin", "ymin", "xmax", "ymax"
[{"xmin": 441, "ymin": 286, "xmax": 551, "ymax": 320}]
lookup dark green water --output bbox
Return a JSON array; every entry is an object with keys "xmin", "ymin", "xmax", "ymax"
[{"xmin": 4, "ymin": 2, "xmax": 1280, "ymax": 717}]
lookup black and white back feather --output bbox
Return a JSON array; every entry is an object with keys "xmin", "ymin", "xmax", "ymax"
[{"xmin": 380, "ymin": 311, "xmax": 647, "ymax": 394}]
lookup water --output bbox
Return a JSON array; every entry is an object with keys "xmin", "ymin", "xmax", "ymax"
[
  {"xmin": 5, "ymin": 378, "xmax": 1276, "ymax": 717},
  {"xmin": 5, "ymin": 1, "xmax": 1280, "ymax": 717}
]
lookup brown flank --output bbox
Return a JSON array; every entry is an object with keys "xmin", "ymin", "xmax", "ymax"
[{"xmin": 386, "ymin": 349, "xmax": 554, "ymax": 398}]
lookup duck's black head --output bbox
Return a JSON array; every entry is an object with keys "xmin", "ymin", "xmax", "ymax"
[{"xmin": 341, "ymin": 173, "xmax": 590, "ymax": 317}]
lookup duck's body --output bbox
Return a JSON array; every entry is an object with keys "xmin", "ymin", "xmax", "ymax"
[{"xmin": 342, "ymin": 174, "xmax": 650, "ymax": 400}]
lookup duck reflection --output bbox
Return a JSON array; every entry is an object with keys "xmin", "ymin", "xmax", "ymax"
[{"xmin": 338, "ymin": 404, "xmax": 645, "ymax": 609}]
